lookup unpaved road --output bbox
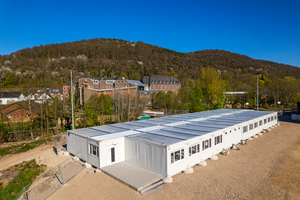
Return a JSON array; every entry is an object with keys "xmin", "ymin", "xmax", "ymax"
[
  {"xmin": 0, "ymin": 143, "xmax": 68, "ymax": 171},
  {"xmin": 48, "ymin": 119, "xmax": 300, "ymax": 200}
]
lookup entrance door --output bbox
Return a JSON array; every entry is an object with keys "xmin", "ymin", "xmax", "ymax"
[{"xmin": 107, "ymin": 146, "xmax": 116, "ymax": 166}]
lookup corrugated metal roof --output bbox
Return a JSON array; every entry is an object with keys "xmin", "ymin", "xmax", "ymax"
[{"xmin": 68, "ymin": 109, "xmax": 275, "ymax": 145}]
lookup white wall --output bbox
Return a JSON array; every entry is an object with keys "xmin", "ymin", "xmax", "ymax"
[{"xmin": 99, "ymin": 137, "xmax": 125, "ymax": 168}]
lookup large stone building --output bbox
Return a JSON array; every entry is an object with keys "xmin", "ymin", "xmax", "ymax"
[
  {"xmin": 140, "ymin": 75, "xmax": 181, "ymax": 94},
  {"xmin": 75, "ymin": 76, "xmax": 145, "ymax": 105}
]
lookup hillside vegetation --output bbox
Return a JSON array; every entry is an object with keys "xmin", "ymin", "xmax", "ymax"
[{"xmin": 0, "ymin": 38, "xmax": 299, "ymax": 90}]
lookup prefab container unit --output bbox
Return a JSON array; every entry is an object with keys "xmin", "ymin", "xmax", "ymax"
[{"xmin": 67, "ymin": 109, "xmax": 278, "ymax": 178}]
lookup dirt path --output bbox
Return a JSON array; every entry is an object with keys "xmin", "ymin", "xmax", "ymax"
[
  {"xmin": 48, "ymin": 120, "xmax": 300, "ymax": 200},
  {"xmin": 0, "ymin": 144, "xmax": 68, "ymax": 171}
]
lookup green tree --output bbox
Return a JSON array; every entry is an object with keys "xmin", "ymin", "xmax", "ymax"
[
  {"xmin": 191, "ymin": 85, "xmax": 204, "ymax": 112},
  {"xmin": 197, "ymin": 67, "xmax": 226, "ymax": 108}
]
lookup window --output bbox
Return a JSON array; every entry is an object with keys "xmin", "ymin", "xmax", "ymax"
[
  {"xmin": 156, "ymin": 86, "xmax": 157, "ymax": 89},
  {"xmin": 159, "ymin": 86, "xmax": 161, "ymax": 89},
  {"xmin": 171, "ymin": 149, "xmax": 184, "ymax": 164},
  {"xmin": 243, "ymin": 126, "xmax": 248, "ymax": 133},
  {"xmin": 268, "ymin": 117, "xmax": 270, "ymax": 122},
  {"xmin": 215, "ymin": 135, "xmax": 222, "ymax": 145},
  {"xmin": 167, "ymin": 86, "xmax": 169, "ymax": 89},
  {"xmin": 189, "ymin": 144, "xmax": 200, "ymax": 156},
  {"xmin": 275, "ymin": 116, "xmax": 277, "ymax": 119},
  {"xmin": 174, "ymin": 86, "xmax": 176, "ymax": 89},
  {"xmin": 151, "ymin": 86, "xmax": 153, "ymax": 89},
  {"xmin": 7, "ymin": 114, "xmax": 12, "ymax": 118},
  {"xmin": 171, "ymin": 86, "xmax": 172, "ymax": 89},
  {"xmin": 259, "ymin": 120, "xmax": 263, "ymax": 126},
  {"xmin": 63, "ymin": 87, "xmax": 66, "ymax": 90},
  {"xmin": 254, "ymin": 122, "xmax": 258, "ymax": 128},
  {"xmin": 163, "ymin": 86, "xmax": 165, "ymax": 89},
  {"xmin": 95, "ymin": 86, "xmax": 98, "ymax": 89},
  {"xmin": 249, "ymin": 124, "xmax": 254, "ymax": 130},
  {"xmin": 89, "ymin": 144, "xmax": 99, "ymax": 157},
  {"xmin": 27, "ymin": 114, "xmax": 30, "ymax": 118},
  {"xmin": 202, "ymin": 139, "xmax": 211, "ymax": 151},
  {"xmin": 271, "ymin": 116, "xmax": 273, "ymax": 121},
  {"xmin": 264, "ymin": 119, "xmax": 267, "ymax": 124}
]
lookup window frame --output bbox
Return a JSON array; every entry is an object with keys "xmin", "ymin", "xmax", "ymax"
[
  {"xmin": 254, "ymin": 122, "xmax": 258, "ymax": 128},
  {"xmin": 243, "ymin": 126, "xmax": 248, "ymax": 133},
  {"xmin": 89, "ymin": 144, "xmax": 99, "ymax": 157},
  {"xmin": 189, "ymin": 143, "xmax": 200, "ymax": 156},
  {"xmin": 171, "ymin": 148, "xmax": 185, "ymax": 164},
  {"xmin": 259, "ymin": 120, "xmax": 262, "ymax": 126},
  {"xmin": 214, "ymin": 135, "xmax": 222, "ymax": 145},
  {"xmin": 249, "ymin": 124, "xmax": 254, "ymax": 131},
  {"xmin": 202, "ymin": 139, "xmax": 211, "ymax": 151}
]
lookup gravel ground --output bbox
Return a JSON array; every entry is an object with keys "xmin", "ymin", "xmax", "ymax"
[{"xmin": 48, "ymin": 119, "xmax": 300, "ymax": 200}]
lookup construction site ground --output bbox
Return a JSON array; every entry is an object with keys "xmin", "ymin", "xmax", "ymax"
[{"xmin": 1, "ymin": 113, "xmax": 299, "ymax": 200}]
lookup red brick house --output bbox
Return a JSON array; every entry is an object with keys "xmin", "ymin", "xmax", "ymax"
[{"xmin": 0, "ymin": 101, "xmax": 40, "ymax": 122}]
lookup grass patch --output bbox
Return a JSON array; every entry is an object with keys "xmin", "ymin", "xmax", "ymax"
[
  {"xmin": 0, "ymin": 159, "xmax": 46, "ymax": 200},
  {"xmin": 0, "ymin": 137, "xmax": 52, "ymax": 157}
]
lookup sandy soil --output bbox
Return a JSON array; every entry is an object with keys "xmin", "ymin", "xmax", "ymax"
[
  {"xmin": 0, "ymin": 143, "xmax": 68, "ymax": 171},
  {"xmin": 46, "ymin": 120, "xmax": 300, "ymax": 200}
]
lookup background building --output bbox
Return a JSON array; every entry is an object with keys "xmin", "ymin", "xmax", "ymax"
[{"xmin": 140, "ymin": 75, "xmax": 181, "ymax": 94}]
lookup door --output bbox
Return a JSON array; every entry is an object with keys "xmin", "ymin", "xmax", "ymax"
[{"xmin": 107, "ymin": 145, "xmax": 117, "ymax": 166}]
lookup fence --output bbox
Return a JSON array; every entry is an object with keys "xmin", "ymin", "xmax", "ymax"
[{"xmin": 15, "ymin": 151, "xmax": 84, "ymax": 200}]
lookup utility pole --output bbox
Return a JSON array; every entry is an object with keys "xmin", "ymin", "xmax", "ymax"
[
  {"xmin": 69, "ymin": 68, "xmax": 75, "ymax": 130},
  {"xmin": 254, "ymin": 72, "xmax": 260, "ymax": 111}
]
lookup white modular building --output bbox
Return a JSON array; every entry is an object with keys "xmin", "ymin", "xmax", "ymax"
[{"xmin": 67, "ymin": 109, "xmax": 278, "ymax": 178}]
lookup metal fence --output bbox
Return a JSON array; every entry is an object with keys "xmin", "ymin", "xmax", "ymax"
[{"xmin": 15, "ymin": 151, "xmax": 83, "ymax": 200}]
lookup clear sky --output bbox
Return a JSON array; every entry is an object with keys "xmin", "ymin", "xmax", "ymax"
[{"xmin": 0, "ymin": 0, "xmax": 299, "ymax": 67}]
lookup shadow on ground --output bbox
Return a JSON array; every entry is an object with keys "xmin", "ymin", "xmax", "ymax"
[{"xmin": 278, "ymin": 110, "xmax": 299, "ymax": 124}]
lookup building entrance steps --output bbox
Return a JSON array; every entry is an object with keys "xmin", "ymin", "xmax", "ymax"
[{"xmin": 101, "ymin": 161, "xmax": 164, "ymax": 192}]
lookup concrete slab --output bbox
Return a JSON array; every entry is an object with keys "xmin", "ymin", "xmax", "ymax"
[{"xmin": 101, "ymin": 161, "xmax": 163, "ymax": 191}]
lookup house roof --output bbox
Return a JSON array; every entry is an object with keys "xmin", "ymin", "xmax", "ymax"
[
  {"xmin": 125, "ymin": 80, "xmax": 146, "ymax": 87},
  {"xmin": 0, "ymin": 92, "xmax": 21, "ymax": 98},
  {"xmin": 1, "ymin": 101, "xmax": 41, "ymax": 114},
  {"xmin": 68, "ymin": 109, "xmax": 276, "ymax": 146},
  {"xmin": 140, "ymin": 76, "xmax": 150, "ymax": 85}
]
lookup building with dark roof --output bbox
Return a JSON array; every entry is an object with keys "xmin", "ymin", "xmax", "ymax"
[{"xmin": 140, "ymin": 75, "xmax": 181, "ymax": 94}]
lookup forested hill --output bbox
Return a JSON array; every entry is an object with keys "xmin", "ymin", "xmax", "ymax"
[{"xmin": 0, "ymin": 38, "xmax": 299, "ymax": 90}]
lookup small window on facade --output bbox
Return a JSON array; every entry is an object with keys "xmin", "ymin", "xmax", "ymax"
[
  {"xmin": 215, "ymin": 135, "xmax": 222, "ymax": 145},
  {"xmin": 189, "ymin": 144, "xmax": 200, "ymax": 156},
  {"xmin": 152, "ymin": 86, "xmax": 153, "ymax": 89},
  {"xmin": 249, "ymin": 124, "xmax": 254, "ymax": 130},
  {"xmin": 156, "ymin": 86, "xmax": 157, "ymax": 89},
  {"xmin": 175, "ymin": 86, "xmax": 176, "ymax": 89},
  {"xmin": 171, "ymin": 149, "xmax": 184, "ymax": 164},
  {"xmin": 89, "ymin": 144, "xmax": 99, "ymax": 157},
  {"xmin": 163, "ymin": 86, "xmax": 165, "ymax": 89},
  {"xmin": 63, "ymin": 87, "xmax": 66, "ymax": 90},
  {"xmin": 264, "ymin": 119, "xmax": 267, "ymax": 124},
  {"xmin": 27, "ymin": 115, "xmax": 30, "ymax": 117},
  {"xmin": 259, "ymin": 120, "xmax": 263, "ymax": 126},
  {"xmin": 202, "ymin": 139, "xmax": 211, "ymax": 151},
  {"xmin": 268, "ymin": 117, "xmax": 270, "ymax": 122},
  {"xmin": 275, "ymin": 115, "xmax": 277, "ymax": 119},
  {"xmin": 171, "ymin": 86, "xmax": 172, "ymax": 89},
  {"xmin": 159, "ymin": 86, "xmax": 161, "ymax": 89},
  {"xmin": 271, "ymin": 116, "xmax": 273, "ymax": 121},
  {"xmin": 167, "ymin": 86, "xmax": 169, "ymax": 89},
  {"xmin": 8, "ymin": 115, "xmax": 12, "ymax": 118},
  {"xmin": 254, "ymin": 122, "xmax": 258, "ymax": 128},
  {"xmin": 243, "ymin": 126, "xmax": 248, "ymax": 133}
]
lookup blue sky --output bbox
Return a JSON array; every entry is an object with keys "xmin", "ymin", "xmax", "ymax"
[{"xmin": 0, "ymin": 0, "xmax": 299, "ymax": 67}]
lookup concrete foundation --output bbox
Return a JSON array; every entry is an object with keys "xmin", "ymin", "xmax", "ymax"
[
  {"xmin": 62, "ymin": 151, "xmax": 70, "ymax": 156},
  {"xmin": 163, "ymin": 177, "xmax": 173, "ymax": 183},
  {"xmin": 83, "ymin": 162, "xmax": 92, "ymax": 168},
  {"xmin": 258, "ymin": 132, "xmax": 263, "ymax": 136},
  {"xmin": 198, "ymin": 161, "xmax": 207, "ymax": 167},
  {"xmin": 183, "ymin": 168, "xmax": 194, "ymax": 174},
  {"xmin": 210, "ymin": 155, "xmax": 218, "ymax": 160},
  {"xmin": 72, "ymin": 156, "xmax": 79, "ymax": 162},
  {"xmin": 94, "ymin": 169, "xmax": 102, "ymax": 173},
  {"xmin": 253, "ymin": 135, "xmax": 258, "ymax": 138}
]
